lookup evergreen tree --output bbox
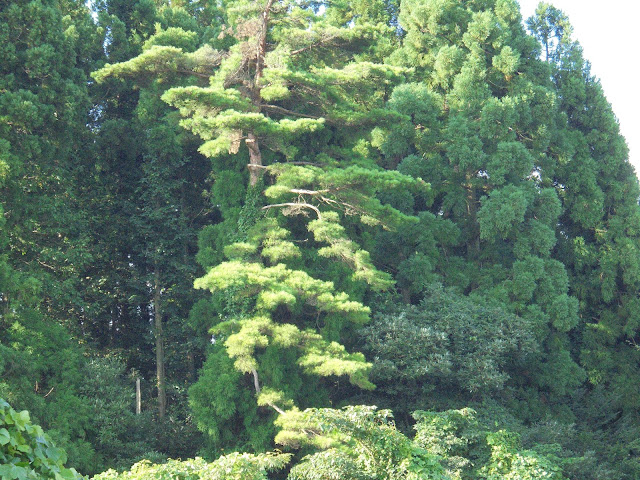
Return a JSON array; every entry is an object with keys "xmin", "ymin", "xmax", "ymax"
[
  {"xmin": 367, "ymin": 1, "xmax": 640, "ymax": 476},
  {"xmin": 0, "ymin": 0, "xmax": 108, "ymax": 471},
  {"xmin": 0, "ymin": 0, "xmax": 100, "ymax": 323},
  {"xmin": 372, "ymin": 0, "xmax": 586, "ymax": 411},
  {"xmin": 89, "ymin": 1, "xmax": 212, "ymax": 430},
  {"xmin": 528, "ymin": 5, "xmax": 640, "ymax": 477},
  {"xmin": 1, "ymin": 1, "xmax": 639, "ymax": 477},
  {"xmin": 94, "ymin": 0, "xmax": 426, "ymax": 452}
]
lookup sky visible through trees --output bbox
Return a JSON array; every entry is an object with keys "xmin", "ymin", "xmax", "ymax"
[{"xmin": 518, "ymin": 0, "xmax": 640, "ymax": 174}]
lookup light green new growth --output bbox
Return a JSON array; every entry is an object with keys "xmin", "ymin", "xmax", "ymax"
[
  {"xmin": 93, "ymin": 453, "xmax": 291, "ymax": 480},
  {"xmin": 276, "ymin": 405, "xmax": 451, "ymax": 480},
  {"xmin": 195, "ymin": 253, "xmax": 374, "ymax": 391}
]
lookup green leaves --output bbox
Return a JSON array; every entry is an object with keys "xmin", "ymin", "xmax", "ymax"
[
  {"xmin": 482, "ymin": 430, "xmax": 567, "ymax": 480},
  {"xmin": 13, "ymin": 410, "xmax": 30, "ymax": 430},
  {"xmin": 17, "ymin": 0, "xmax": 636, "ymax": 476},
  {"xmin": 492, "ymin": 45, "xmax": 520, "ymax": 78},
  {"xmin": 478, "ymin": 185, "xmax": 532, "ymax": 240},
  {"xmin": 275, "ymin": 404, "xmax": 569, "ymax": 480},
  {"xmin": 277, "ymin": 405, "xmax": 450, "ymax": 480},
  {"xmin": 0, "ymin": 428, "xmax": 10, "ymax": 445},
  {"xmin": 196, "ymin": 257, "xmax": 373, "ymax": 389},
  {"xmin": 0, "ymin": 400, "xmax": 81, "ymax": 480},
  {"xmin": 361, "ymin": 284, "xmax": 538, "ymax": 396},
  {"xmin": 91, "ymin": 454, "xmax": 291, "ymax": 480},
  {"xmin": 309, "ymin": 213, "xmax": 394, "ymax": 291},
  {"xmin": 197, "ymin": 260, "xmax": 368, "ymax": 320}
]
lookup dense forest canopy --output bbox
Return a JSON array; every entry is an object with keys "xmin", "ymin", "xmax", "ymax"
[{"xmin": 1, "ymin": 0, "xmax": 639, "ymax": 478}]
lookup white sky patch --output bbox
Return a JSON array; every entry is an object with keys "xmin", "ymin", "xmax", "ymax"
[{"xmin": 517, "ymin": 0, "xmax": 640, "ymax": 179}]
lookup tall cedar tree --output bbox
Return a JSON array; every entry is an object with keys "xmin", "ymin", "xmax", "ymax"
[
  {"xmin": 0, "ymin": 0, "xmax": 110, "ymax": 472},
  {"xmin": 372, "ymin": 0, "xmax": 584, "ymax": 406},
  {"xmin": 529, "ymin": 4, "xmax": 640, "ymax": 476},
  {"xmin": 368, "ymin": 1, "xmax": 640, "ymax": 477}
]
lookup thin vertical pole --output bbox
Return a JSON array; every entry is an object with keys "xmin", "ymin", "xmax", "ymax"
[{"xmin": 136, "ymin": 378, "xmax": 141, "ymax": 415}]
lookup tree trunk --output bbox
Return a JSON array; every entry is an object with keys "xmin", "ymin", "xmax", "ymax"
[
  {"xmin": 154, "ymin": 263, "xmax": 166, "ymax": 418},
  {"xmin": 255, "ymin": 0, "xmax": 274, "ymax": 87},
  {"xmin": 246, "ymin": 132, "xmax": 263, "ymax": 186},
  {"xmin": 465, "ymin": 174, "xmax": 480, "ymax": 259},
  {"xmin": 244, "ymin": 0, "xmax": 273, "ymax": 187},
  {"xmin": 2, "ymin": 293, "xmax": 8, "ymax": 317},
  {"xmin": 136, "ymin": 377, "xmax": 141, "ymax": 415}
]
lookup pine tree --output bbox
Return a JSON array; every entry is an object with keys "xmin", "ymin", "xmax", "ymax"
[{"xmin": 94, "ymin": 0, "xmax": 426, "ymax": 451}]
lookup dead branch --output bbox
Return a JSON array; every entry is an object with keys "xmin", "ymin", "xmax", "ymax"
[{"xmin": 251, "ymin": 368, "xmax": 286, "ymax": 415}]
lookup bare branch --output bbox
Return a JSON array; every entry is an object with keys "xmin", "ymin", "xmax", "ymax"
[
  {"xmin": 37, "ymin": 260, "xmax": 56, "ymax": 271},
  {"xmin": 251, "ymin": 368, "xmax": 286, "ymax": 415},
  {"xmin": 263, "ymin": 202, "xmax": 322, "ymax": 219},
  {"xmin": 260, "ymin": 103, "xmax": 322, "ymax": 120},
  {"xmin": 286, "ymin": 161, "xmax": 327, "ymax": 167},
  {"xmin": 290, "ymin": 188, "xmax": 331, "ymax": 195},
  {"xmin": 290, "ymin": 34, "xmax": 339, "ymax": 56}
]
